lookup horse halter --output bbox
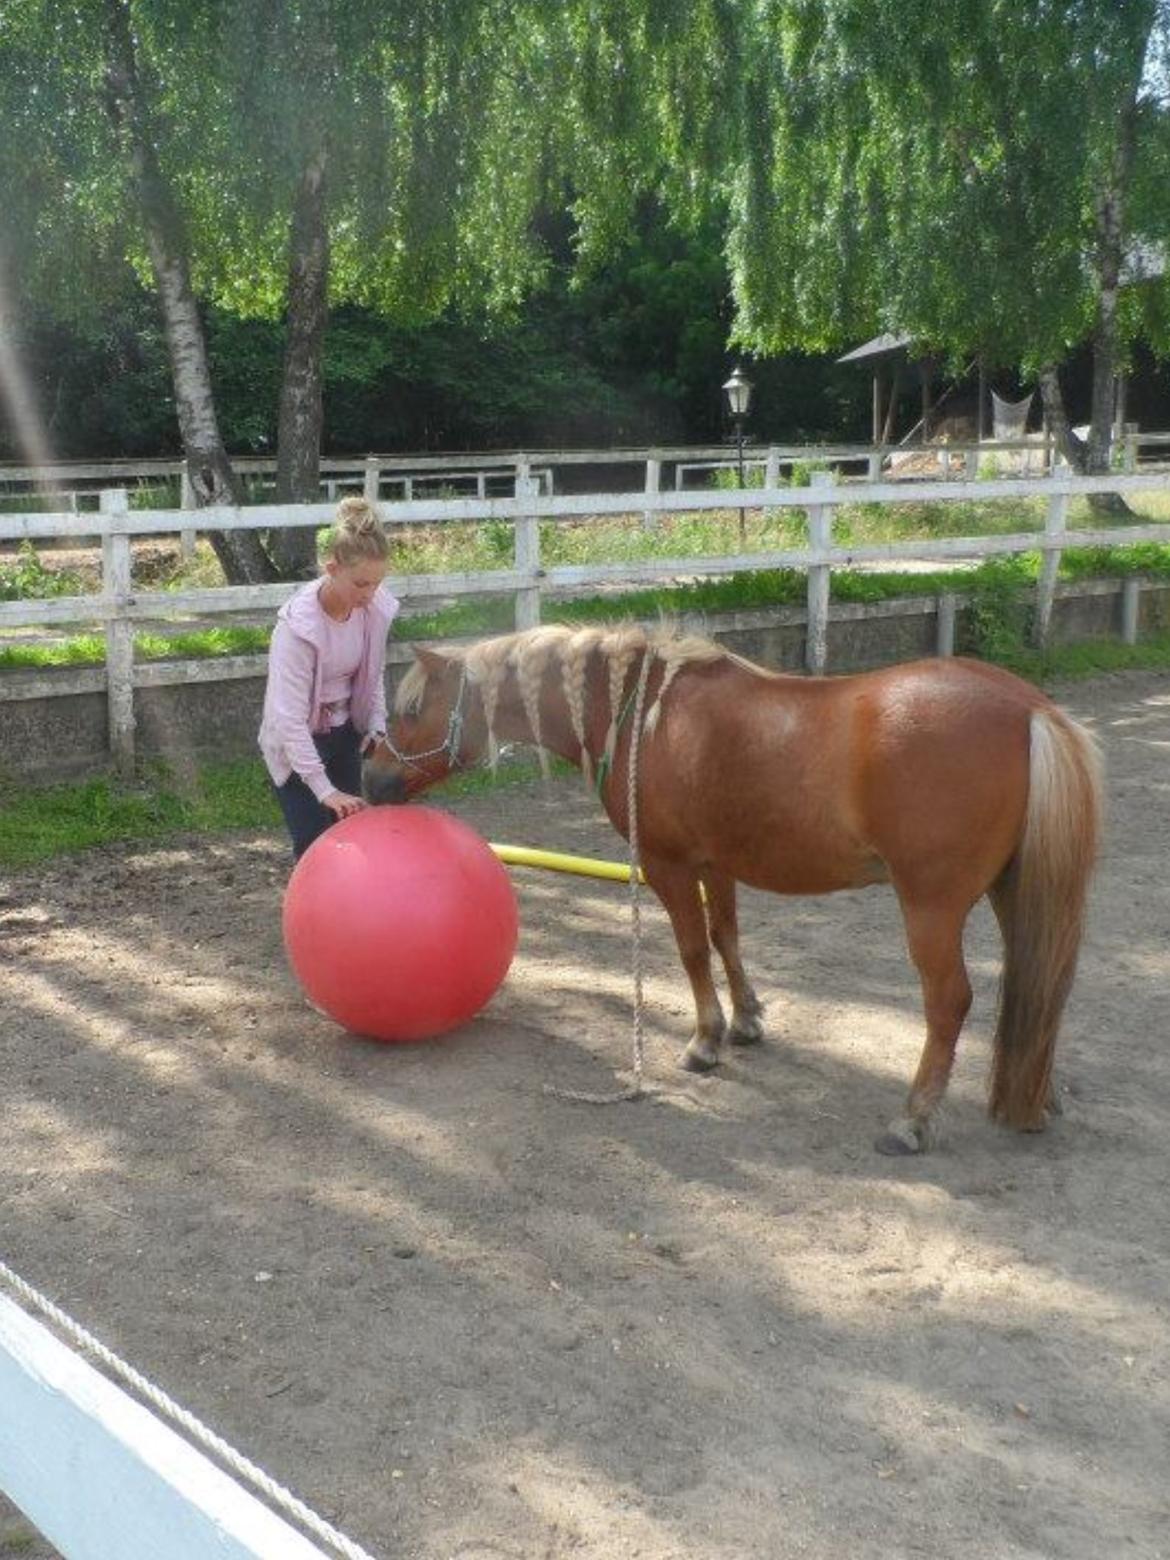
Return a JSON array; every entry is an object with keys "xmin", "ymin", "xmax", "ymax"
[{"xmin": 374, "ymin": 663, "xmax": 472, "ymax": 773}]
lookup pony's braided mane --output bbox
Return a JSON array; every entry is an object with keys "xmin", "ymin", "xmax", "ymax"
[{"xmin": 396, "ymin": 623, "xmax": 748, "ymax": 768}]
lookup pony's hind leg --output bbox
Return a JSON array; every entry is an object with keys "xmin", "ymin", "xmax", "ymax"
[
  {"xmin": 877, "ymin": 899, "xmax": 973, "ymax": 1155},
  {"xmin": 642, "ymin": 855, "xmax": 726, "ymax": 1072},
  {"xmin": 701, "ymin": 869, "xmax": 765, "ymax": 1045}
]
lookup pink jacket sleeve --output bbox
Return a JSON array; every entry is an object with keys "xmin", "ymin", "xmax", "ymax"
[{"xmin": 266, "ymin": 621, "xmax": 334, "ymax": 802}]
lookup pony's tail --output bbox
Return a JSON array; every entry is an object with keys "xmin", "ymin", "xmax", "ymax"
[{"xmin": 989, "ymin": 708, "xmax": 1103, "ymax": 1129}]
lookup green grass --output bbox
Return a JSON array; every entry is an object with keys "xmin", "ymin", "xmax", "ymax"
[
  {"xmin": 974, "ymin": 628, "xmax": 1170, "ymax": 683},
  {"xmin": 0, "ymin": 759, "xmax": 281, "ymax": 866},
  {"xmin": 0, "ymin": 751, "xmax": 569, "ymax": 868},
  {"xmin": 8, "ymin": 544, "xmax": 1170, "ymax": 671}
]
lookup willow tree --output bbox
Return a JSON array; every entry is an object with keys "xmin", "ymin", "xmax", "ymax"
[
  {"xmin": 725, "ymin": 0, "xmax": 1170, "ymax": 487},
  {"xmin": 2, "ymin": 0, "xmax": 276, "ymax": 578},
  {"xmin": 190, "ymin": 0, "xmax": 559, "ymax": 574},
  {"xmin": 1, "ymin": 0, "xmax": 580, "ymax": 579}
]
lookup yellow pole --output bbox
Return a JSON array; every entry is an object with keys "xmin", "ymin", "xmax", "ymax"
[{"xmin": 490, "ymin": 843, "xmax": 644, "ymax": 884}]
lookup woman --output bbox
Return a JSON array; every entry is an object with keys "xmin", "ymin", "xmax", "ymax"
[{"xmin": 259, "ymin": 496, "xmax": 399, "ymax": 859}]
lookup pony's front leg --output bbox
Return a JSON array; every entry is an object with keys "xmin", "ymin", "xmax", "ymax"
[
  {"xmin": 701, "ymin": 869, "xmax": 765, "ymax": 1046},
  {"xmin": 642, "ymin": 855, "xmax": 726, "ymax": 1071}
]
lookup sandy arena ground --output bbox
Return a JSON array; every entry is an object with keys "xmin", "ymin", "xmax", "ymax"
[{"xmin": 2, "ymin": 669, "xmax": 1169, "ymax": 1560}]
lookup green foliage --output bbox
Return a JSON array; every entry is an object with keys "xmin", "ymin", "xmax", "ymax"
[
  {"xmin": 1061, "ymin": 543, "xmax": 1170, "ymax": 581},
  {"xmin": 958, "ymin": 556, "xmax": 1037, "ymax": 664},
  {"xmin": 0, "ymin": 542, "xmax": 84, "ymax": 600},
  {"xmin": 726, "ymin": 0, "xmax": 1170, "ymax": 376}
]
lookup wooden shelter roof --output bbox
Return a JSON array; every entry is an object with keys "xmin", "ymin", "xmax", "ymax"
[{"xmin": 836, "ymin": 332, "xmax": 914, "ymax": 364}]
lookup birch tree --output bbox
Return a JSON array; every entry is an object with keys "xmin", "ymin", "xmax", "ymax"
[{"xmin": 1, "ymin": 0, "xmax": 569, "ymax": 579}]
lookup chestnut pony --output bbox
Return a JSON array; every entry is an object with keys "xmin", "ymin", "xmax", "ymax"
[{"xmin": 363, "ymin": 625, "xmax": 1102, "ymax": 1154}]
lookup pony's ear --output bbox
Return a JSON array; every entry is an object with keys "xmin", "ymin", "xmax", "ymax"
[{"xmin": 413, "ymin": 645, "xmax": 450, "ymax": 677}]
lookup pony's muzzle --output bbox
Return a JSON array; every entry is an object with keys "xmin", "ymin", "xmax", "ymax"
[{"xmin": 361, "ymin": 761, "xmax": 408, "ymax": 806}]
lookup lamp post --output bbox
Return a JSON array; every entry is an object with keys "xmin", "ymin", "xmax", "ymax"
[{"xmin": 722, "ymin": 365, "xmax": 753, "ymax": 544}]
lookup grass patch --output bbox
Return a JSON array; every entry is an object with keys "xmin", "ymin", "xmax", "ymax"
[
  {"xmin": 974, "ymin": 628, "xmax": 1170, "ymax": 683},
  {"xmin": 0, "ymin": 759, "xmax": 281, "ymax": 867},
  {"xmin": 5, "ymin": 544, "xmax": 1159, "ymax": 672},
  {"xmin": 0, "ymin": 751, "xmax": 570, "ymax": 868}
]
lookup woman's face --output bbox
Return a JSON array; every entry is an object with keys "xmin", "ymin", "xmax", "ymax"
[{"xmin": 324, "ymin": 557, "xmax": 387, "ymax": 614}]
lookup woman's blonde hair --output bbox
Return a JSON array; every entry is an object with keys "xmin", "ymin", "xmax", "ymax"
[{"xmin": 325, "ymin": 496, "xmax": 390, "ymax": 567}]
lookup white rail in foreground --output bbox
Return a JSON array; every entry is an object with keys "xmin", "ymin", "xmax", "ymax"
[{"xmin": 0, "ymin": 1288, "xmax": 362, "ymax": 1559}]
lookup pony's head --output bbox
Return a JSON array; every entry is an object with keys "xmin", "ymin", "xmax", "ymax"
[{"xmin": 363, "ymin": 646, "xmax": 487, "ymax": 805}]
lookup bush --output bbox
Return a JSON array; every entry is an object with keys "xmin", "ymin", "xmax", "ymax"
[{"xmin": 0, "ymin": 541, "xmax": 84, "ymax": 601}]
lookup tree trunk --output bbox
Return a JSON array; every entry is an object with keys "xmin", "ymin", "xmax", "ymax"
[
  {"xmin": 1037, "ymin": 366, "xmax": 1084, "ymax": 469},
  {"xmin": 100, "ymin": 0, "xmax": 276, "ymax": 583},
  {"xmin": 1079, "ymin": 87, "xmax": 1141, "ymax": 515},
  {"xmin": 1040, "ymin": 366, "xmax": 1131, "ymax": 519},
  {"xmin": 271, "ymin": 140, "xmax": 330, "ymax": 579}
]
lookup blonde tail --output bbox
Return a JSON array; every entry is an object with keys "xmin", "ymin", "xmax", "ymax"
[{"xmin": 989, "ymin": 709, "xmax": 1103, "ymax": 1128}]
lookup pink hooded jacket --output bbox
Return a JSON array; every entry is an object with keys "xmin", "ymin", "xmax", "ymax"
[{"xmin": 258, "ymin": 579, "xmax": 400, "ymax": 801}]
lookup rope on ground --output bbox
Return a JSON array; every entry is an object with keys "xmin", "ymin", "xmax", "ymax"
[
  {"xmin": 0, "ymin": 1255, "xmax": 380, "ymax": 1560},
  {"xmin": 543, "ymin": 647, "xmax": 654, "ymax": 1106}
]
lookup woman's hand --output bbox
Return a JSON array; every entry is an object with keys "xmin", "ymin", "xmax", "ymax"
[{"xmin": 323, "ymin": 789, "xmax": 367, "ymax": 819}]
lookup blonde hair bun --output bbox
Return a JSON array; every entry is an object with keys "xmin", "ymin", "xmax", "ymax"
[{"xmin": 327, "ymin": 495, "xmax": 390, "ymax": 566}]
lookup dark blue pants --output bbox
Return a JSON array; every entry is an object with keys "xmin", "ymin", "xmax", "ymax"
[{"xmin": 274, "ymin": 721, "xmax": 363, "ymax": 861}]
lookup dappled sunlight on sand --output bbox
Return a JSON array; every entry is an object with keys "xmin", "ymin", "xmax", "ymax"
[
  {"xmin": 3, "ymin": 673, "xmax": 1170, "ymax": 1557},
  {"xmin": 6, "ymin": 1098, "xmax": 123, "ymax": 1178}
]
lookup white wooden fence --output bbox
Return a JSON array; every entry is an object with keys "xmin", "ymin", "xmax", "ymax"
[
  {"xmin": 4, "ymin": 427, "xmax": 1169, "ymax": 508},
  {"xmin": 0, "ymin": 1292, "xmax": 338, "ymax": 1560},
  {"xmin": 3, "ymin": 467, "xmax": 1170, "ymax": 776}
]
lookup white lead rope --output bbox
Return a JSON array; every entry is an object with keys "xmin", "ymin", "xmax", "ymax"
[
  {"xmin": 0, "ymin": 1256, "xmax": 380, "ymax": 1560},
  {"xmin": 544, "ymin": 648, "xmax": 654, "ymax": 1105}
]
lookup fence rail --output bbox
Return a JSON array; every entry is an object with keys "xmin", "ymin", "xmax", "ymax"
[
  {"xmin": 3, "ymin": 468, "xmax": 1169, "ymax": 775},
  {"xmin": 4, "ymin": 426, "xmax": 1168, "ymax": 505}
]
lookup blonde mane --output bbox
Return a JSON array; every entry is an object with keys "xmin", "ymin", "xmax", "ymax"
[{"xmin": 395, "ymin": 623, "xmax": 750, "ymax": 774}]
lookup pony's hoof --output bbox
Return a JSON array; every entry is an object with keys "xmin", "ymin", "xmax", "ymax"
[
  {"xmin": 728, "ymin": 1016, "xmax": 764, "ymax": 1047},
  {"xmin": 681, "ymin": 1046, "xmax": 720, "ymax": 1074},
  {"xmin": 875, "ymin": 1119, "xmax": 926, "ymax": 1156}
]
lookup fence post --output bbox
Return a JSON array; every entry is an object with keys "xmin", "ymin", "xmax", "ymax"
[
  {"xmin": 643, "ymin": 454, "xmax": 661, "ymax": 530},
  {"xmin": 867, "ymin": 447, "xmax": 882, "ymax": 482},
  {"xmin": 363, "ymin": 458, "xmax": 380, "ymax": 503},
  {"xmin": 805, "ymin": 469, "xmax": 836, "ymax": 674},
  {"xmin": 1033, "ymin": 471, "xmax": 1071, "ymax": 647},
  {"xmin": 513, "ymin": 458, "xmax": 542, "ymax": 631},
  {"xmin": 179, "ymin": 469, "xmax": 196, "ymax": 559},
  {"xmin": 1121, "ymin": 577, "xmax": 1141, "ymax": 645},
  {"xmin": 764, "ymin": 446, "xmax": 780, "ymax": 490},
  {"xmin": 1123, "ymin": 422, "xmax": 1139, "ymax": 473},
  {"xmin": 100, "ymin": 488, "xmax": 136, "ymax": 779},
  {"xmin": 964, "ymin": 445, "xmax": 979, "ymax": 480},
  {"xmin": 936, "ymin": 592, "xmax": 957, "ymax": 656}
]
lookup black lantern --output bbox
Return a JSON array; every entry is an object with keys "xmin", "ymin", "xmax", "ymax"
[{"xmin": 722, "ymin": 365, "xmax": 753, "ymax": 541}]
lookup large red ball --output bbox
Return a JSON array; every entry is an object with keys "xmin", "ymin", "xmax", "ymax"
[{"xmin": 282, "ymin": 806, "xmax": 518, "ymax": 1042}]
